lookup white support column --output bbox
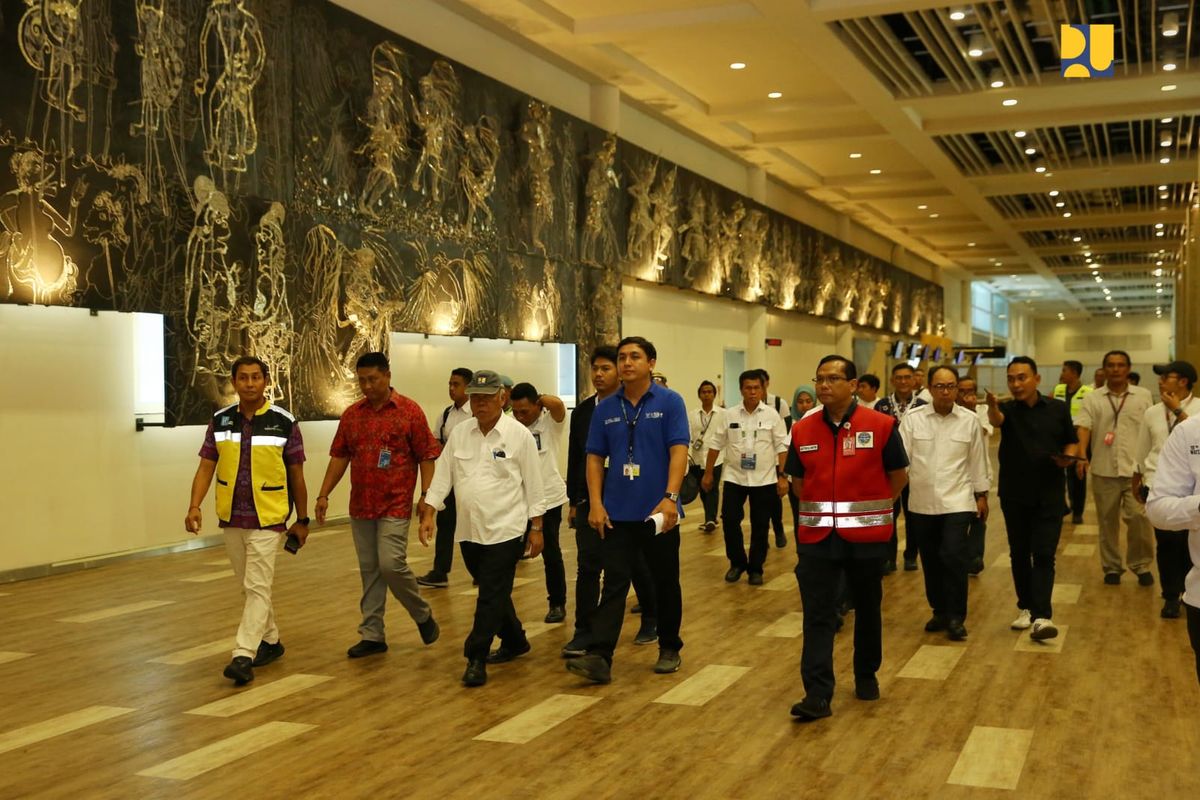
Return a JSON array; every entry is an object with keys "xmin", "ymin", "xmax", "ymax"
[
  {"xmin": 747, "ymin": 166, "xmax": 767, "ymax": 205},
  {"xmin": 590, "ymin": 84, "xmax": 621, "ymax": 133}
]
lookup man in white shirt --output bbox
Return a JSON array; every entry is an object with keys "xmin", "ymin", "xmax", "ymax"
[
  {"xmin": 420, "ymin": 370, "xmax": 546, "ymax": 688},
  {"xmin": 912, "ymin": 367, "xmax": 934, "ymax": 404},
  {"xmin": 875, "ymin": 362, "xmax": 929, "ymax": 572},
  {"xmin": 856, "ymin": 374, "xmax": 881, "ymax": 410},
  {"xmin": 703, "ymin": 370, "xmax": 789, "ymax": 585},
  {"xmin": 689, "ymin": 380, "xmax": 725, "ymax": 532},
  {"xmin": 418, "ymin": 367, "xmax": 474, "ymax": 589},
  {"xmin": 1075, "ymin": 350, "xmax": 1155, "ymax": 585},
  {"xmin": 956, "ymin": 374, "xmax": 994, "ymax": 575},
  {"xmin": 510, "ymin": 382, "xmax": 569, "ymax": 624},
  {"xmin": 900, "ymin": 366, "xmax": 990, "ymax": 641},
  {"xmin": 1145, "ymin": 413, "xmax": 1200, "ymax": 684},
  {"xmin": 1135, "ymin": 360, "xmax": 1197, "ymax": 618}
]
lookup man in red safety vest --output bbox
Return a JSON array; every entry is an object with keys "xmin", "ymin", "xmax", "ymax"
[{"xmin": 785, "ymin": 354, "xmax": 909, "ymax": 721}]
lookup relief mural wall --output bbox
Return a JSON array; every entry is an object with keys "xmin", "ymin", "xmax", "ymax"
[{"xmin": 0, "ymin": 0, "xmax": 941, "ymax": 424}]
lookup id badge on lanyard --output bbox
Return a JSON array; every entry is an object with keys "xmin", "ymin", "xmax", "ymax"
[
  {"xmin": 842, "ymin": 435, "xmax": 856, "ymax": 458},
  {"xmin": 378, "ymin": 448, "xmax": 391, "ymax": 468},
  {"xmin": 1103, "ymin": 393, "xmax": 1127, "ymax": 447}
]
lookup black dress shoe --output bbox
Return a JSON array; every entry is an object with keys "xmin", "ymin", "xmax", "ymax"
[
  {"xmin": 946, "ymin": 618, "xmax": 968, "ymax": 641},
  {"xmin": 775, "ymin": 531, "xmax": 787, "ymax": 548},
  {"xmin": 1162, "ymin": 599, "xmax": 1182, "ymax": 619},
  {"xmin": 566, "ymin": 653, "xmax": 612, "ymax": 684},
  {"xmin": 545, "ymin": 605, "xmax": 566, "ymax": 624},
  {"xmin": 855, "ymin": 677, "xmax": 880, "ymax": 701},
  {"xmin": 417, "ymin": 615, "xmax": 440, "ymax": 645},
  {"xmin": 347, "ymin": 639, "xmax": 389, "ymax": 658},
  {"xmin": 1137, "ymin": 571, "xmax": 1155, "ymax": 587},
  {"xmin": 924, "ymin": 614, "xmax": 948, "ymax": 633},
  {"xmin": 1072, "ymin": 515, "xmax": 1084, "ymax": 525},
  {"xmin": 252, "ymin": 640, "xmax": 284, "ymax": 667},
  {"xmin": 968, "ymin": 557, "xmax": 985, "ymax": 576},
  {"xmin": 223, "ymin": 656, "xmax": 254, "ymax": 686},
  {"xmin": 747, "ymin": 572, "xmax": 764, "ymax": 586},
  {"xmin": 882, "ymin": 560, "xmax": 897, "ymax": 574},
  {"xmin": 561, "ymin": 636, "xmax": 588, "ymax": 658},
  {"xmin": 725, "ymin": 567, "xmax": 745, "ymax": 583},
  {"xmin": 903, "ymin": 557, "xmax": 919, "ymax": 571},
  {"xmin": 630, "ymin": 604, "xmax": 642, "ymax": 615},
  {"xmin": 1104, "ymin": 572, "xmax": 1121, "ymax": 585},
  {"xmin": 416, "ymin": 570, "xmax": 448, "ymax": 588},
  {"xmin": 462, "ymin": 659, "xmax": 487, "ymax": 687},
  {"xmin": 790, "ymin": 696, "xmax": 832, "ymax": 720},
  {"xmin": 487, "ymin": 640, "xmax": 531, "ymax": 664}
]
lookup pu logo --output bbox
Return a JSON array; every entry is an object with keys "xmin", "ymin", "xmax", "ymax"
[{"xmin": 1061, "ymin": 24, "xmax": 1114, "ymax": 78}]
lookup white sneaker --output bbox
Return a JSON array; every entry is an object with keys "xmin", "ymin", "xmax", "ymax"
[
  {"xmin": 1030, "ymin": 618, "xmax": 1059, "ymax": 641},
  {"xmin": 1010, "ymin": 609, "xmax": 1032, "ymax": 630}
]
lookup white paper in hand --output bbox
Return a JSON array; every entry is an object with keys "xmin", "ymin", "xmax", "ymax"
[{"xmin": 647, "ymin": 512, "xmax": 666, "ymax": 535}]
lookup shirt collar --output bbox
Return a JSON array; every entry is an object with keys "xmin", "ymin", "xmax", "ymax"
[
  {"xmin": 616, "ymin": 383, "xmax": 656, "ymax": 405},
  {"xmin": 822, "ymin": 399, "xmax": 859, "ymax": 430}
]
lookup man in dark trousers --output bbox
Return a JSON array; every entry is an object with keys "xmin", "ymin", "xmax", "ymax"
[
  {"xmin": 759, "ymin": 368, "xmax": 792, "ymax": 548},
  {"xmin": 986, "ymin": 356, "xmax": 1079, "ymax": 643},
  {"xmin": 567, "ymin": 336, "xmax": 690, "ymax": 684},
  {"xmin": 418, "ymin": 367, "xmax": 473, "ymax": 588},
  {"xmin": 788, "ymin": 355, "xmax": 908, "ymax": 721},
  {"xmin": 562, "ymin": 346, "xmax": 658, "ymax": 657},
  {"xmin": 875, "ymin": 362, "xmax": 927, "ymax": 572}
]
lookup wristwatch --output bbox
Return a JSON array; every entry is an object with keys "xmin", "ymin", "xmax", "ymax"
[
  {"xmin": 1173, "ymin": 407, "xmax": 1185, "ymax": 418},
  {"xmin": 664, "ymin": 491, "xmax": 680, "ymax": 502},
  {"xmin": 294, "ymin": 517, "xmax": 311, "ymax": 526}
]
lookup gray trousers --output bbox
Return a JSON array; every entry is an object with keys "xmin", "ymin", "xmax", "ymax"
[
  {"xmin": 351, "ymin": 517, "xmax": 432, "ymax": 642},
  {"xmin": 1091, "ymin": 475, "xmax": 1154, "ymax": 575}
]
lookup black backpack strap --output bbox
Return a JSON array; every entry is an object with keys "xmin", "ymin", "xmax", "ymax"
[{"xmin": 440, "ymin": 405, "xmax": 452, "ymax": 443}]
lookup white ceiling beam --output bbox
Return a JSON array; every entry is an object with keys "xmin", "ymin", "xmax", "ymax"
[
  {"xmin": 708, "ymin": 98, "xmax": 858, "ymax": 120},
  {"xmin": 1033, "ymin": 239, "xmax": 1173, "ymax": 256},
  {"xmin": 970, "ymin": 160, "xmax": 1199, "ymax": 196},
  {"xmin": 822, "ymin": 170, "xmax": 935, "ymax": 188},
  {"xmin": 808, "ymin": 0, "xmax": 953, "ymax": 23},
  {"xmin": 573, "ymin": 3, "xmax": 762, "ymax": 41},
  {"xmin": 753, "ymin": 124, "xmax": 890, "ymax": 145},
  {"xmin": 1009, "ymin": 210, "xmax": 1184, "ymax": 231}
]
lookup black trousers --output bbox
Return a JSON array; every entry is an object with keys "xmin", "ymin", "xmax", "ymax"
[
  {"xmin": 770, "ymin": 492, "xmax": 785, "ymax": 541},
  {"xmin": 796, "ymin": 553, "xmax": 883, "ymax": 701},
  {"xmin": 688, "ymin": 464, "xmax": 722, "ymax": 524},
  {"xmin": 433, "ymin": 491, "xmax": 457, "ymax": 576},
  {"xmin": 572, "ymin": 501, "xmax": 657, "ymax": 639},
  {"xmin": 1155, "ymin": 528, "xmax": 1192, "ymax": 601},
  {"xmin": 721, "ymin": 482, "xmax": 774, "ymax": 572},
  {"xmin": 889, "ymin": 485, "xmax": 916, "ymax": 562},
  {"xmin": 1000, "ymin": 497, "xmax": 1064, "ymax": 621},
  {"xmin": 587, "ymin": 520, "xmax": 682, "ymax": 661},
  {"xmin": 910, "ymin": 511, "xmax": 974, "ymax": 620},
  {"xmin": 1065, "ymin": 467, "xmax": 1087, "ymax": 519},
  {"xmin": 460, "ymin": 537, "xmax": 526, "ymax": 661},
  {"xmin": 1187, "ymin": 603, "xmax": 1200, "ymax": 685},
  {"xmin": 526, "ymin": 504, "xmax": 566, "ymax": 606},
  {"xmin": 967, "ymin": 515, "xmax": 987, "ymax": 565}
]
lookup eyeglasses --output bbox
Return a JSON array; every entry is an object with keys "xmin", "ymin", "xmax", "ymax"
[
  {"xmin": 812, "ymin": 376, "xmax": 848, "ymax": 385},
  {"xmin": 931, "ymin": 383, "xmax": 957, "ymax": 392}
]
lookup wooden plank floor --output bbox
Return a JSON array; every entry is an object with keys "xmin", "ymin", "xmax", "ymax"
[{"xmin": 2, "ymin": 485, "xmax": 1199, "ymax": 798}]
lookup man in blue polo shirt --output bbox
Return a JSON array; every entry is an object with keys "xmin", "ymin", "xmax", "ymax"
[{"xmin": 567, "ymin": 336, "xmax": 691, "ymax": 684}]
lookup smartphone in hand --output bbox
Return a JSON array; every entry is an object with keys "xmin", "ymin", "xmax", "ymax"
[{"xmin": 284, "ymin": 533, "xmax": 301, "ymax": 554}]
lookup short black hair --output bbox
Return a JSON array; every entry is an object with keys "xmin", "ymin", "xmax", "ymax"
[
  {"xmin": 509, "ymin": 382, "xmax": 539, "ymax": 404},
  {"xmin": 1062, "ymin": 360, "xmax": 1083, "ymax": 377},
  {"xmin": 617, "ymin": 336, "xmax": 657, "ymax": 361},
  {"xmin": 1129, "ymin": 371, "xmax": 1141, "ymax": 385},
  {"xmin": 818, "ymin": 354, "xmax": 857, "ymax": 380},
  {"xmin": 891, "ymin": 362, "xmax": 914, "ymax": 375},
  {"xmin": 858, "ymin": 373, "xmax": 880, "ymax": 390},
  {"xmin": 929, "ymin": 365, "xmax": 959, "ymax": 385},
  {"xmin": 231, "ymin": 356, "xmax": 269, "ymax": 382},
  {"xmin": 697, "ymin": 380, "xmax": 717, "ymax": 396},
  {"xmin": 591, "ymin": 345, "xmax": 618, "ymax": 366},
  {"xmin": 758, "ymin": 368, "xmax": 771, "ymax": 381},
  {"xmin": 738, "ymin": 370, "xmax": 764, "ymax": 388},
  {"xmin": 1008, "ymin": 355, "xmax": 1038, "ymax": 374},
  {"xmin": 451, "ymin": 367, "xmax": 473, "ymax": 382},
  {"xmin": 957, "ymin": 374, "xmax": 977, "ymax": 385},
  {"xmin": 356, "ymin": 351, "xmax": 389, "ymax": 371},
  {"xmin": 1102, "ymin": 350, "xmax": 1131, "ymax": 368}
]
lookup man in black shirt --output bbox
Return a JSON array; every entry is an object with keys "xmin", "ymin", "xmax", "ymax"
[
  {"xmin": 986, "ymin": 356, "xmax": 1079, "ymax": 643},
  {"xmin": 562, "ymin": 346, "xmax": 657, "ymax": 657}
]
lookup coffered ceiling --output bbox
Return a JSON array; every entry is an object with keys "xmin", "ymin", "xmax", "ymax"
[{"xmin": 441, "ymin": 0, "xmax": 1198, "ymax": 319}]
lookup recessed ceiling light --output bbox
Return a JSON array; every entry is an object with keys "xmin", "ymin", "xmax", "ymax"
[
  {"xmin": 1062, "ymin": 212, "xmax": 1072, "ymax": 218},
  {"xmin": 1159, "ymin": 184, "xmax": 1169, "ymax": 190},
  {"xmin": 1161, "ymin": 157, "xmax": 1172, "ymax": 164},
  {"xmin": 1056, "ymin": 201, "xmax": 1066, "ymax": 208},
  {"xmin": 917, "ymin": 204, "xmax": 928, "ymax": 210},
  {"xmin": 1155, "ymin": 267, "xmax": 1164, "ymax": 275},
  {"xmin": 1035, "ymin": 166, "xmax": 1047, "ymax": 174},
  {"xmin": 1002, "ymin": 98, "xmax": 1018, "ymax": 107},
  {"xmin": 967, "ymin": 34, "xmax": 986, "ymax": 58},
  {"xmin": 1163, "ymin": 11, "xmax": 1180, "ymax": 37},
  {"xmin": 1161, "ymin": 132, "xmax": 1174, "ymax": 147},
  {"xmin": 1163, "ymin": 61, "xmax": 1177, "ymax": 72},
  {"xmin": 1158, "ymin": 288, "xmax": 1164, "ymax": 293},
  {"xmin": 1084, "ymin": 251, "xmax": 1092, "ymax": 256},
  {"xmin": 1072, "ymin": 236, "xmax": 1082, "ymax": 242},
  {"xmin": 967, "ymin": 242, "xmax": 976, "ymax": 247},
  {"xmin": 1048, "ymin": 190, "xmax": 1060, "ymax": 197},
  {"xmin": 1156, "ymin": 222, "xmax": 1165, "ymax": 229},
  {"xmin": 1157, "ymin": 282, "xmax": 1163, "ymax": 287},
  {"xmin": 849, "ymin": 152, "xmax": 862, "ymax": 159},
  {"xmin": 996, "ymin": 261, "xmax": 1003, "ymax": 266},
  {"xmin": 1009, "ymin": 274, "xmax": 1017, "ymax": 279},
  {"xmin": 1085, "ymin": 256, "xmax": 1092, "ymax": 262},
  {"xmin": 949, "ymin": 8, "xmax": 967, "ymax": 21},
  {"xmin": 1014, "ymin": 130, "xmax": 1027, "ymax": 138},
  {"xmin": 1094, "ymin": 276, "xmax": 1103, "ymax": 282},
  {"xmin": 767, "ymin": 91, "xmax": 783, "ymax": 99},
  {"xmin": 1161, "ymin": 84, "xmax": 1177, "ymax": 92},
  {"xmin": 869, "ymin": 168, "xmax": 882, "ymax": 175},
  {"xmin": 1025, "ymin": 147, "xmax": 1037, "ymax": 155},
  {"xmin": 730, "ymin": 62, "xmax": 747, "ymax": 70},
  {"xmin": 1157, "ymin": 261, "xmax": 1164, "ymax": 266},
  {"xmin": 1161, "ymin": 118, "xmax": 1174, "ymax": 124},
  {"xmin": 929, "ymin": 213, "xmax": 939, "ymax": 219}
]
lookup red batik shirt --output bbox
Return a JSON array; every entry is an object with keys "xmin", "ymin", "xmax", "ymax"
[{"xmin": 330, "ymin": 390, "xmax": 442, "ymax": 519}]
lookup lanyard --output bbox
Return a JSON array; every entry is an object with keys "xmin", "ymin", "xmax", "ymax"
[
  {"xmin": 1167, "ymin": 397, "xmax": 1189, "ymax": 433},
  {"xmin": 1106, "ymin": 391, "xmax": 1128, "ymax": 427},
  {"xmin": 621, "ymin": 395, "xmax": 646, "ymax": 464},
  {"xmin": 699, "ymin": 410, "xmax": 715, "ymax": 437}
]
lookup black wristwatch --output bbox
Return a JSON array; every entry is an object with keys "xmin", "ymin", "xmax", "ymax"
[
  {"xmin": 294, "ymin": 517, "xmax": 311, "ymax": 526},
  {"xmin": 664, "ymin": 491, "xmax": 680, "ymax": 502},
  {"xmin": 1173, "ymin": 406, "xmax": 1185, "ymax": 418}
]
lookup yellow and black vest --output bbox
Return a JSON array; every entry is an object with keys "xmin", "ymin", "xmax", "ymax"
[
  {"xmin": 212, "ymin": 402, "xmax": 295, "ymax": 527},
  {"xmin": 1052, "ymin": 383, "xmax": 1094, "ymax": 419}
]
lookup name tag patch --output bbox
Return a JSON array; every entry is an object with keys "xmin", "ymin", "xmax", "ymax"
[
  {"xmin": 856, "ymin": 432, "xmax": 875, "ymax": 449},
  {"xmin": 797, "ymin": 444, "xmax": 819, "ymax": 453},
  {"xmin": 1191, "ymin": 445, "xmax": 1200, "ymax": 455}
]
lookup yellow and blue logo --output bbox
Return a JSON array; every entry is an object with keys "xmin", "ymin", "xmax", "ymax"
[{"xmin": 1061, "ymin": 24, "xmax": 1114, "ymax": 78}]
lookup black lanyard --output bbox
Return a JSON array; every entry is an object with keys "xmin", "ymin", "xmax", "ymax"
[
  {"xmin": 1106, "ymin": 392, "xmax": 1128, "ymax": 427},
  {"xmin": 698, "ymin": 410, "xmax": 715, "ymax": 438},
  {"xmin": 1167, "ymin": 398, "xmax": 1188, "ymax": 433},
  {"xmin": 621, "ymin": 395, "xmax": 646, "ymax": 464}
]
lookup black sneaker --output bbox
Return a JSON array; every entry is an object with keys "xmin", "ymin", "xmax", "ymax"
[
  {"xmin": 774, "ymin": 531, "xmax": 787, "ymax": 548},
  {"xmin": 1137, "ymin": 571, "xmax": 1155, "ymax": 587},
  {"xmin": 1072, "ymin": 515, "xmax": 1084, "ymax": 525},
  {"xmin": 561, "ymin": 636, "xmax": 588, "ymax": 658},
  {"xmin": 634, "ymin": 623, "xmax": 658, "ymax": 645},
  {"xmin": 653, "ymin": 649, "xmax": 681, "ymax": 674},
  {"xmin": 630, "ymin": 604, "xmax": 642, "ymax": 615},
  {"xmin": 855, "ymin": 677, "xmax": 880, "ymax": 701},
  {"xmin": 417, "ymin": 615, "xmax": 440, "ymax": 645},
  {"xmin": 416, "ymin": 570, "xmax": 449, "ymax": 588},
  {"xmin": 968, "ymin": 557, "xmax": 985, "ymax": 576},
  {"xmin": 790, "ymin": 696, "xmax": 832, "ymax": 720},
  {"xmin": 347, "ymin": 639, "xmax": 389, "ymax": 658},
  {"xmin": 252, "ymin": 640, "xmax": 284, "ymax": 667},
  {"xmin": 903, "ymin": 557, "xmax": 919, "ymax": 571},
  {"xmin": 947, "ymin": 618, "xmax": 968, "ymax": 641},
  {"xmin": 882, "ymin": 560, "xmax": 897, "ymax": 575},
  {"xmin": 487, "ymin": 640, "xmax": 531, "ymax": 664},
  {"xmin": 223, "ymin": 656, "xmax": 254, "ymax": 686},
  {"xmin": 544, "ymin": 605, "xmax": 566, "ymax": 624},
  {"xmin": 566, "ymin": 653, "xmax": 612, "ymax": 684},
  {"xmin": 462, "ymin": 659, "xmax": 487, "ymax": 687},
  {"xmin": 1162, "ymin": 599, "xmax": 1182, "ymax": 619}
]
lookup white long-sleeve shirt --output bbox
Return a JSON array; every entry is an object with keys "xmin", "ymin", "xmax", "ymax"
[
  {"xmin": 708, "ymin": 402, "xmax": 788, "ymax": 487},
  {"xmin": 1145, "ymin": 416, "xmax": 1200, "ymax": 606},
  {"xmin": 528, "ymin": 409, "xmax": 568, "ymax": 510},
  {"xmin": 689, "ymin": 407, "xmax": 725, "ymax": 467},
  {"xmin": 1135, "ymin": 396, "xmax": 1196, "ymax": 488},
  {"xmin": 899, "ymin": 404, "xmax": 991, "ymax": 515},
  {"xmin": 425, "ymin": 414, "xmax": 546, "ymax": 545}
]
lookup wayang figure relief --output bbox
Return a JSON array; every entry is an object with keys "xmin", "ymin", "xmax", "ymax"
[
  {"xmin": 520, "ymin": 100, "xmax": 553, "ymax": 252},
  {"xmin": 357, "ymin": 42, "xmax": 410, "ymax": 218},
  {"xmin": 410, "ymin": 59, "xmax": 461, "ymax": 206},
  {"xmin": 132, "ymin": 0, "xmax": 187, "ymax": 211},
  {"xmin": 457, "ymin": 115, "xmax": 499, "ymax": 236},
  {"xmin": 580, "ymin": 134, "xmax": 618, "ymax": 267}
]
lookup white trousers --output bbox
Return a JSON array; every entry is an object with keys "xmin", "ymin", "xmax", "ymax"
[{"xmin": 224, "ymin": 527, "xmax": 282, "ymax": 659}]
